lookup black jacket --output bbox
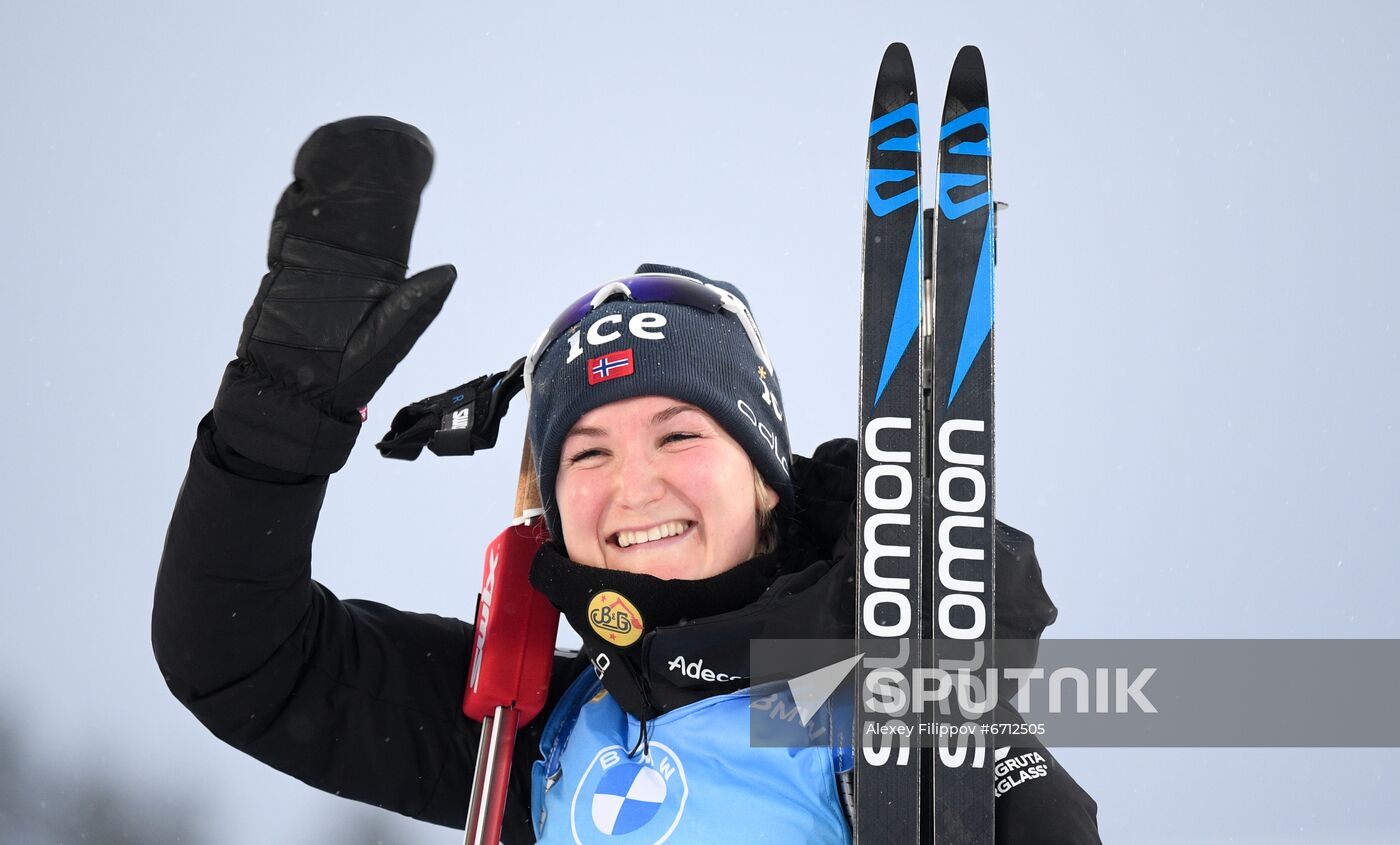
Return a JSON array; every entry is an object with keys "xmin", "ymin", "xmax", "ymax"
[{"xmin": 153, "ymin": 415, "xmax": 1100, "ymax": 843}]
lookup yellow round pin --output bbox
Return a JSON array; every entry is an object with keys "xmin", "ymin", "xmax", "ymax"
[{"xmin": 586, "ymin": 592, "xmax": 644, "ymax": 647}]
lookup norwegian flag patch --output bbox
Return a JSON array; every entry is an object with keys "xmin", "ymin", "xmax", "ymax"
[{"xmin": 588, "ymin": 348, "xmax": 635, "ymax": 385}]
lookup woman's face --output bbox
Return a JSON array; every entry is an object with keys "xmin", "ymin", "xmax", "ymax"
[{"xmin": 555, "ymin": 395, "xmax": 777, "ymax": 580}]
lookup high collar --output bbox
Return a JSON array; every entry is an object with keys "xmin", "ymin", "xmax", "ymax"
[{"xmin": 529, "ymin": 542, "xmax": 799, "ymax": 718}]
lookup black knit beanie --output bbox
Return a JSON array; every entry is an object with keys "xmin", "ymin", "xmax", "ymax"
[{"xmin": 526, "ymin": 263, "xmax": 793, "ymax": 544}]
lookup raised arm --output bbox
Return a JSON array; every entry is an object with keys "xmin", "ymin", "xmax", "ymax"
[{"xmin": 150, "ymin": 117, "xmax": 496, "ymax": 827}]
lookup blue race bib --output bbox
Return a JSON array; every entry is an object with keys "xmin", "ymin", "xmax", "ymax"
[{"xmin": 532, "ymin": 674, "xmax": 850, "ymax": 844}]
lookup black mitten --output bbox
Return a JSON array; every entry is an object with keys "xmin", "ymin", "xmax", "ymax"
[{"xmin": 213, "ymin": 116, "xmax": 456, "ymax": 474}]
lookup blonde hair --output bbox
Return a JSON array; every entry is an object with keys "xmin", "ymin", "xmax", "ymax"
[{"xmin": 753, "ymin": 466, "xmax": 780, "ymax": 555}]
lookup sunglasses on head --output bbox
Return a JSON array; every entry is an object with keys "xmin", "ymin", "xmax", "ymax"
[{"xmin": 523, "ymin": 273, "xmax": 775, "ymax": 391}]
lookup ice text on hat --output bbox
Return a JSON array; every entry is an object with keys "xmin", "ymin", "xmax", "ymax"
[{"xmin": 564, "ymin": 312, "xmax": 668, "ymax": 364}]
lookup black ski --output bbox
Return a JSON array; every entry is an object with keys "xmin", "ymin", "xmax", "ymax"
[
  {"xmin": 855, "ymin": 41, "xmax": 925, "ymax": 844},
  {"xmin": 928, "ymin": 44, "xmax": 997, "ymax": 844}
]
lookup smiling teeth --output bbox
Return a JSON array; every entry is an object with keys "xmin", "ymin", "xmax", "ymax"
[{"xmin": 616, "ymin": 521, "xmax": 689, "ymax": 548}]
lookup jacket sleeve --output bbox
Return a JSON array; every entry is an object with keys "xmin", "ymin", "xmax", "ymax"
[{"xmin": 151, "ymin": 412, "xmax": 544, "ymax": 838}]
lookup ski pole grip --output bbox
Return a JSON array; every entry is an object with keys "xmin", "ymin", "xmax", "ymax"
[
  {"xmin": 462, "ymin": 519, "xmax": 558, "ymax": 724},
  {"xmin": 461, "ymin": 436, "xmax": 559, "ymax": 844}
]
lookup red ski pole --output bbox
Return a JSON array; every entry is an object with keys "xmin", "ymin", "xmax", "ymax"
[{"xmin": 462, "ymin": 440, "xmax": 560, "ymax": 844}]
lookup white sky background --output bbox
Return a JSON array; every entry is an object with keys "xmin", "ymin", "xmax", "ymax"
[{"xmin": 2, "ymin": 2, "xmax": 1397, "ymax": 843}]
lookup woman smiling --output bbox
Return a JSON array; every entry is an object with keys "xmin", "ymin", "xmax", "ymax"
[{"xmin": 152, "ymin": 117, "xmax": 1100, "ymax": 844}]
